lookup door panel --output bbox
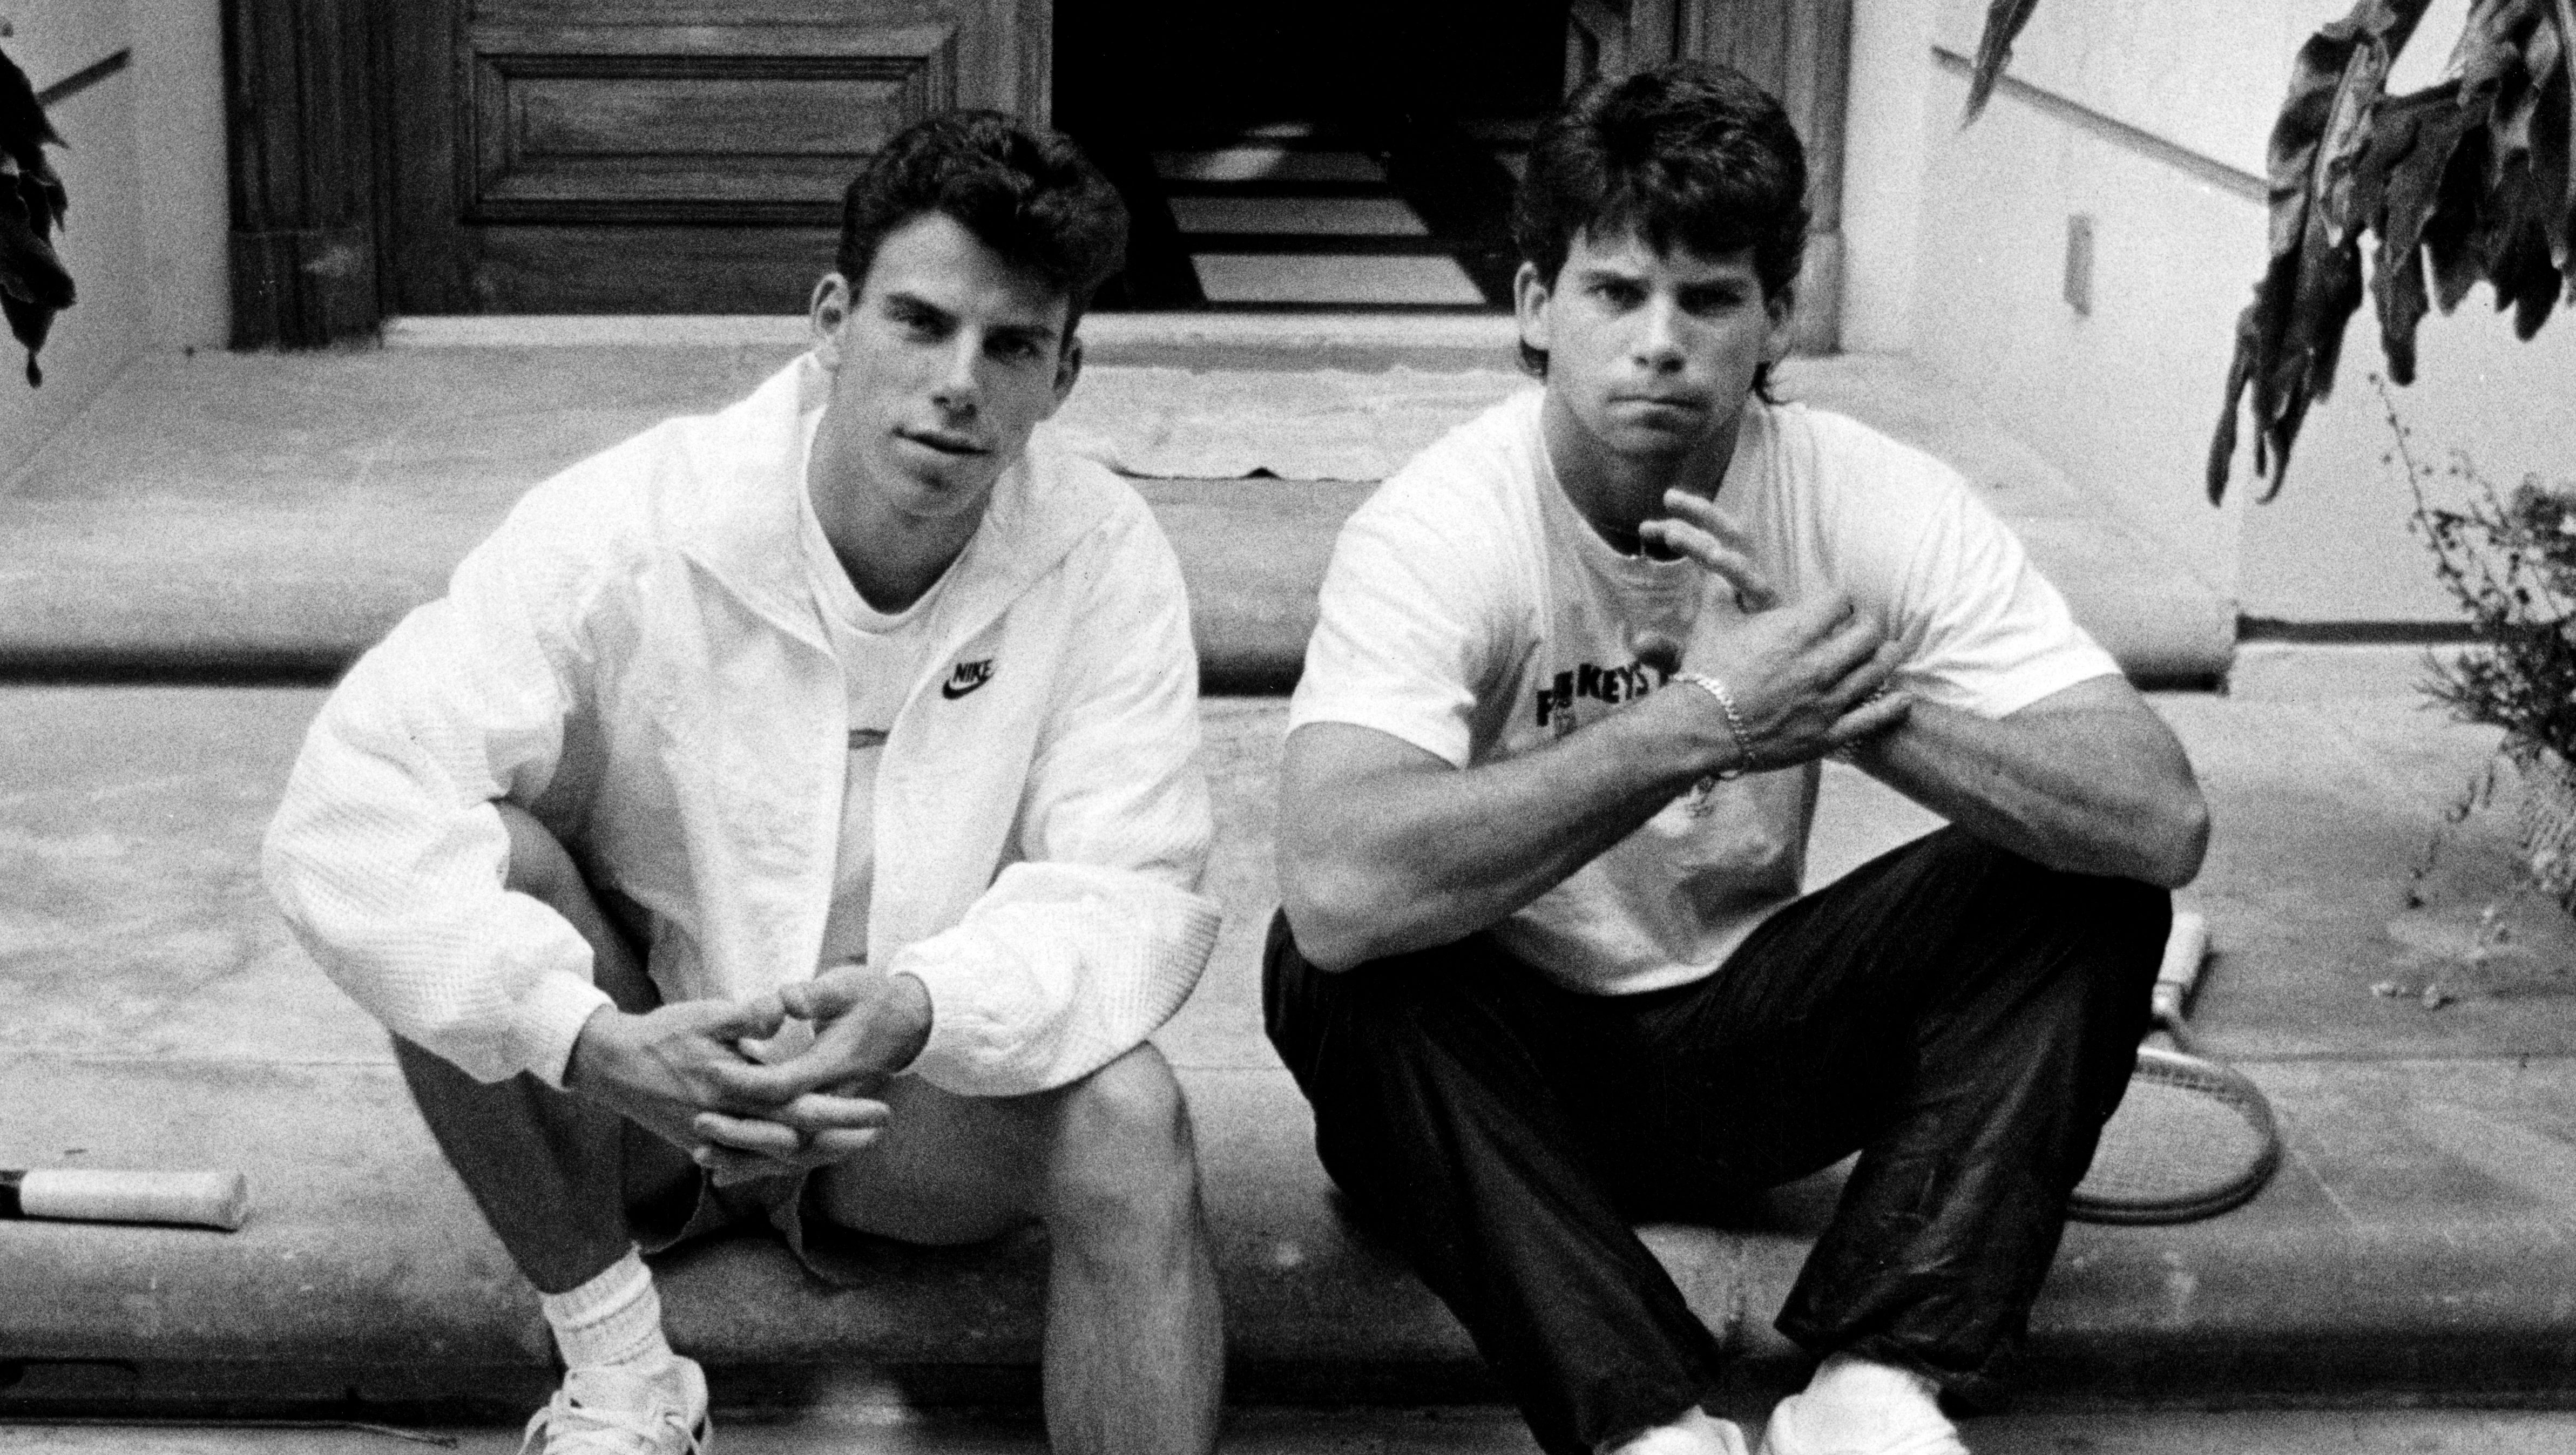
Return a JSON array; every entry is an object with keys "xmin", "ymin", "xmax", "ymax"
[{"xmin": 391, "ymin": 1, "xmax": 1045, "ymax": 313}]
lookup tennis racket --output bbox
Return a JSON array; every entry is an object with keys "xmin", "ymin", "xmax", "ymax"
[{"xmin": 2068, "ymin": 911, "xmax": 2282, "ymax": 1225}]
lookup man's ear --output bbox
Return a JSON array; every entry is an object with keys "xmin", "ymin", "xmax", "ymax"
[
  {"xmin": 1763, "ymin": 285, "xmax": 1796, "ymax": 364},
  {"xmin": 1050, "ymin": 334, "xmax": 1084, "ymax": 410},
  {"xmin": 809, "ymin": 273, "xmax": 853, "ymax": 368},
  {"xmin": 1512, "ymin": 261, "xmax": 1552, "ymax": 355}
]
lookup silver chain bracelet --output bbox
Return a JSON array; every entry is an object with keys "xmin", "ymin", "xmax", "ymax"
[{"xmin": 1671, "ymin": 672, "xmax": 1752, "ymax": 781}]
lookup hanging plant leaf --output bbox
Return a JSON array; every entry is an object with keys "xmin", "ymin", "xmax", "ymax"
[
  {"xmin": 2362, "ymin": 82, "xmax": 2478, "ymax": 382},
  {"xmin": 0, "ymin": 44, "xmax": 70, "ymax": 387},
  {"xmin": 2546, "ymin": 0, "xmax": 2576, "ymax": 248},
  {"xmin": 1960, "ymin": 0, "xmax": 2576, "ymax": 502},
  {"xmin": 1965, "ymin": 0, "xmax": 2044, "ymax": 124},
  {"xmin": 2209, "ymin": 0, "xmax": 2433, "ymax": 502}
]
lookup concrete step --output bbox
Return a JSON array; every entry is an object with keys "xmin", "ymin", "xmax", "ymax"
[
  {"xmin": 0, "ymin": 329, "xmax": 2229, "ymax": 687},
  {"xmin": 12, "ymin": 1052, "xmax": 2576, "ymax": 1417},
  {"xmin": 13, "ymin": 1407, "xmax": 2576, "ymax": 1454},
  {"xmin": 7, "ymin": 685, "xmax": 2576, "ymax": 1418}
]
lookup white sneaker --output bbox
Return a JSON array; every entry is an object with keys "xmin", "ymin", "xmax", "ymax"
[
  {"xmin": 520, "ymin": 1356, "xmax": 711, "ymax": 1455},
  {"xmin": 1757, "ymin": 1388, "xmax": 1966, "ymax": 1455},
  {"xmin": 1612, "ymin": 1408, "xmax": 1753, "ymax": 1454}
]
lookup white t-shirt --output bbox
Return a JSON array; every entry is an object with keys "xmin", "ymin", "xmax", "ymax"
[
  {"xmin": 1289, "ymin": 388, "xmax": 2119, "ymax": 996},
  {"xmin": 796, "ymin": 411, "xmax": 957, "ymax": 968}
]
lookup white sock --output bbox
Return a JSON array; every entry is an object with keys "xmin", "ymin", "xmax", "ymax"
[
  {"xmin": 1605, "ymin": 1407, "xmax": 1748, "ymax": 1455},
  {"xmin": 1788, "ymin": 1354, "xmax": 1955, "ymax": 1449},
  {"xmin": 539, "ymin": 1249, "xmax": 674, "ymax": 1375}
]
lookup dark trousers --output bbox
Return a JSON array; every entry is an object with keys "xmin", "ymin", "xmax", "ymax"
[{"xmin": 1263, "ymin": 827, "xmax": 2167, "ymax": 1453}]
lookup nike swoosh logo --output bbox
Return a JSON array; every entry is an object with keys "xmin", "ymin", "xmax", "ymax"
[{"xmin": 941, "ymin": 659, "xmax": 996, "ymax": 700}]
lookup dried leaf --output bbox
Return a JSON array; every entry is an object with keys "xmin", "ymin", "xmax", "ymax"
[
  {"xmin": 2365, "ymin": 84, "xmax": 2480, "ymax": 380},
  {"xmin": 2212, "ymin": 0, "xmax": 2434, "ymax": 502},
  {"xmin": 1965, "ymin": 0, "xmax": 2043, "ymax": 124},
  {"xmin": 2207, "ymin": 305, "xmax": 2257, "ymax": 503},
  {"xmin": 2550, "ymin": 0, "xmax": 2576, "ymax": 253},
  {"xmin": 0, "ymin": 45, "xmax": 66, "ymax": 387},
  {"xmin": 2425, "ymin": 122, "xmax": 2497, "ymax": 307}
]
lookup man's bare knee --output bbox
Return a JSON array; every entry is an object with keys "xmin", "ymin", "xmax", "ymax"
[
  {"xmin": 1043, "ymin": 1046, "xmax": 1200, "ymax": 1240},
  {"xmin": 492, "ymin": 800, "xmax": 651, "ymax": 1009},
  {"xmin": 495, "ymin": 800, "xmax": 579, "ymax": 903}
]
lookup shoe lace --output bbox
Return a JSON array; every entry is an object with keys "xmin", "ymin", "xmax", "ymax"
[{"xmin": 519, "ymin": 1385, "xmax": 707, "ymax": 1455}]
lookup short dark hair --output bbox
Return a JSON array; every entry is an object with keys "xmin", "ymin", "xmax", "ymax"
[
  {"xmin": 836, "ymin": 111, "xmax": 1129, "ymax": 331},
  {"xmin": 1511, "ymin": 63, "xmax": 1809, "ymax": 380}
]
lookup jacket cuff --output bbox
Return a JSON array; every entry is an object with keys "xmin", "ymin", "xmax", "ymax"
[
  {"xmin": 519, "ymin": 971, "xmax": 617, "ymax": 1090},
  {"xmin": 891, "ymin": 949, "xmax": 980, "ymax": 1084}
]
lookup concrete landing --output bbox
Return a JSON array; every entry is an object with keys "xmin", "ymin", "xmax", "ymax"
[
  {"xmin": 0, "ymin": 342, "xmax": 2228, "ymax": 688},
  {"xmin": 6, "ymin": 685, "xmax": 2576, "ymax": 1417}
]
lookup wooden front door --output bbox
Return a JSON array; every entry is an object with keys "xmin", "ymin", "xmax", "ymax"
[{"xmin": 385, "ymin": 1, "xmax": 1050, "ymax": 314}]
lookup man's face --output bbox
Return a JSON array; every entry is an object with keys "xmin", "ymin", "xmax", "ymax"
[
  {"xmin": 810, "ymin": 210, "xmax": 1078, "ymax": 526},
  {"xmin": 1515, "ymin": 229, "xmax": 1791, "ymax": 463}
]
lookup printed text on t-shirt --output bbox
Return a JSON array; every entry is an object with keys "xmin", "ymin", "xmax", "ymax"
[{"xmin": 1534, "ymin": 658, "xmax": 1671, "ymax": 730}]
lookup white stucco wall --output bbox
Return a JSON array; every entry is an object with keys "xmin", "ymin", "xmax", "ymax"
[
  {"xmin": 132, "ymin": 0, "xmax": 229, "ymax": 352},
  {"xmin": 2, "ymin": 5, "xmax": 146, "ymax": 482},
  {"xmin": 1843, "ymin": 0, "xmax": 2576, "ymax": 624},
  {"xmin": 0, "ymin": 0, "xmax": 225, "ymax": 484}
]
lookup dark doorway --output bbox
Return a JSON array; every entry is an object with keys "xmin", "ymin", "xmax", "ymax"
[{"xmin": 1054, "ymin": 2, "xmax": 1573, "ymax": 311}]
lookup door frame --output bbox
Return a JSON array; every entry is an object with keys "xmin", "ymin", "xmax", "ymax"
[
  {"xmin": 224, "ymin": 0, "xmax": 1846, "ymax": 347},
  {"xmin": 224, "ymin": 0, "xmax": 394, "ymax": 347}
]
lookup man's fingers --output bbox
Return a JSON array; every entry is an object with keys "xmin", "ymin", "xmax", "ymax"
[
  {"xmin": 701, "ymin": 1043, "xmax": 894, "ymax": 1108},
  {"xmin": 1659, "ymin": 489, "xmax": 1753, "ymax": 549},
  {"xmin": 779, "ymin": 962, "xmax": 868, "ymax": 1020},
  {"xmin": 691, "ymin": 1118, "xmax": 881, "ymax": 1183},
  {"xmin": 1827, "ymin": 688, "xmax": 1913, "ymax": 747},
  {"xmin": 1821, "ymin": 633, "xmax": 1904, "ymax": 706},
  {"xmin": 694, "ymin": 1109, "xmax": 802, "ymax": 1158},
  {"xmin": 700, "ymin": 1057, "xmax": 828, "ymax": 1107},
  {"xmin": 1794, "ymin": 598, "xmax": 1885, "ymax": 689},
  {"xmin": 1638, "ymin": 517, "xmax": 1780, "ymax": 610},
  {"xmin": 685, "ymin": 994, "xmax": 787, "ymax": 1044},
  {"xmin": 765, "ymin": 1091, "xmax": 893, "ymax": 1134},
  {"xmin": 1658, "ymin": 491, "xmax": 1781, "ymax": 610},
  {"xmin": 802, "ymin": 1127, "xmax": 882, "ymax": 1161}
]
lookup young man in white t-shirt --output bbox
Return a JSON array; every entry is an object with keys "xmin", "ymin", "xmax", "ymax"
[
  {"xmin": 267, "ymin": 114, "xmax": 1222, "ymax": 1455},
  {"xmin": 1269, "ymin": 64, "xmax": 2210, "ymax": 1455}
]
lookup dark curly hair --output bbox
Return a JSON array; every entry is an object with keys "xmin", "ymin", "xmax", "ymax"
[
  {"xmin": 1511, "ymin": 63, "xmax": 1809, "ymax": 383},
  {"xmin": 836, "ymin": 112, "xmax": 1129, "ymax": 331}
]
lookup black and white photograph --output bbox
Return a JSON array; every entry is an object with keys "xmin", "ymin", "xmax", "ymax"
[{"xmin": 4, "ymin": 2, "xmax": 2576, "ymax": 1452}]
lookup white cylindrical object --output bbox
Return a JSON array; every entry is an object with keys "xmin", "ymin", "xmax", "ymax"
[
  {"xmin": 2151, "ymin": 910, "xmax": 2212, "ymax": 1021},
  {"xmin": 16, "ymin": 1169, "xmax": 250, "ymax": 1231}
]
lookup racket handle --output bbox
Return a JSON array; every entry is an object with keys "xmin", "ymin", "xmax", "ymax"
[
  {"xmin": 2, "ymin": 1169, "xmax": 251, "ymax": 1231},
  {"xmin": 2152, "ymin": 911, "xmax": 2210, "ymax": 1023}
]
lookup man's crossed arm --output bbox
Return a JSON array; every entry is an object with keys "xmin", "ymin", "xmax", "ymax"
[{"xmin": 1278, "ymin": 489, "xmax": 2209, "ymax": 973}]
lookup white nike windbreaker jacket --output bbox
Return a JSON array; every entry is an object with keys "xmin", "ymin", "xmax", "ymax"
[{"xmin": 263, "ymin": 355, "xmax": 1222, "ymax": 1095}]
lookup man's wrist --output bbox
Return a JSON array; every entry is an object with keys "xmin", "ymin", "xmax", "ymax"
[
  {"xmin": 1831, "ymin": 686, "xmax": 1903, "ymax": 765},
  {"xmin": 1671, "ymin": 672, "xmax": 1753, "ymax": 779},
  {"xmin": 875, "ymin": 969, "xmax": 934, "ymax": 1072},
  {"xmin": 563, "ymin": 1003, "xmax": 631, "ymax": 1094}
]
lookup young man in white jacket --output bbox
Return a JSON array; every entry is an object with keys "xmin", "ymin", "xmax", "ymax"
[{"xmin": 265, "ymin": 113, "xmax": 1223, "ymax": 1455}]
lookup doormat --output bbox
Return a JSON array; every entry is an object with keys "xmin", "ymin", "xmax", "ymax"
[{"xmin": 1048, "ymin": 366, "xmax": 1531, "ymax": 481}]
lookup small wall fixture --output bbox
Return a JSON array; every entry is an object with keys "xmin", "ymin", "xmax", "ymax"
[{"xmin": 2064, "ymin": 213, "xmax": 2095, "ymax": 316}]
